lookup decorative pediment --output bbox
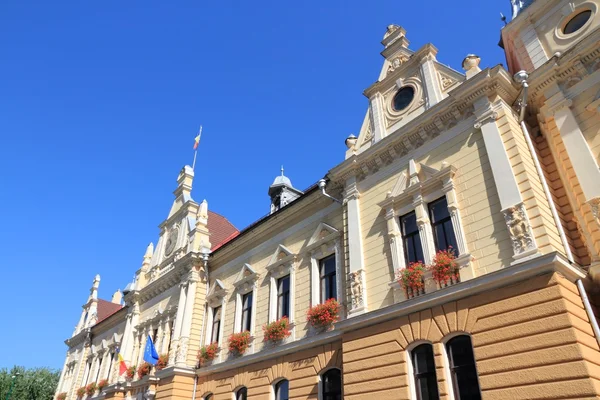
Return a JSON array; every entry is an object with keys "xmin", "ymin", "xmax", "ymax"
[
  {"xmin": 381, "ymin": 161, "xmax": 456, "ymax": 208},
  {"xmin": 233, "ymin": 264, "xmax": 259, "ymax": 290},
  {"xmin": 268, "ymin": 244, "xmax": 294, "ymax": 266},
  {"xmin": 306, "ymin": 223, "xmax": 340, "ymax": 254},
  {"xmin": 207, "ymin": 279, "xmax": 227, "ymax": 303}
]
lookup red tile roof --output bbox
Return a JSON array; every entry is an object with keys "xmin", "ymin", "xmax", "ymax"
[
  {"xmin": 207, "ymin": 210, "xmax": 239, "ymax": 250},
  {"xmin": 97, "ymin": 299, "xmax": 123, "ymax": 324}
]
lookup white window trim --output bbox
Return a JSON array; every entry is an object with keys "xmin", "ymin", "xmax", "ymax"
[
  {"xmin": 271, "ymin": 378, "xmax": 289, "ymax": 400},
  {"xmin": 231, "ymin": 264, "xmax": 259, "ymax": 356},
  {"xmin": 206, "ymin": 279, "xmax": 228, "ymax": 362},
  {"xmin": 266, "ymin": 245, "xmax": 296, "ymax": 326},
  {"xmin": 317, "ymin": 367, "xmax": 342, "ymax": 400},
  {"xmin": 441, "ymin": 332, "xmax": 482, "ymax": 400},
  {"xmin": 232, "ymin": 386, "xmax": 247, "ymax": 400},
  {"xmin": 405, "ymin": 340, "xmax": 437, "ymax": 400},
  {"xmin": 309, "ymin": 239, "xmax": 343, "ymax": 307}
]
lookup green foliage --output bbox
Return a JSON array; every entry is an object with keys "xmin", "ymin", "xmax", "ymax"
[{"xmin": 0, "ymin": 366, "xmax": 60, "ymax": 400}]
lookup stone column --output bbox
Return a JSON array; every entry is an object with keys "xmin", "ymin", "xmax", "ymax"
[
  {"xmin": 176, "ymin": 271, "xmax": 199, "ymax": 366},
  {"xmin": 155, "ymin": 321, "xmax": 164, "ymax": 356},
  {"xmin": 414, "ymin": 194, "xmax": 435, "ymax": 264},
  {"xmin": 475, "ymin": 98, "xmax": 538, "ymax": 262},
  {"xmin": 168, "ymin": 282, "xmax": 188, "ymax": 366},
  {"xmin": 344, "ymin": 177, "xmax": 367, "ymax": 316},
  {"xmin": 162, "ymin": 317, "xmax": 172, "ymax": 355}
]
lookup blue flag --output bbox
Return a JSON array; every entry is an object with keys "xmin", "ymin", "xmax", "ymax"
[{"xmin": 143, "ymin": 335, "xmax": 160, "ymax": 365}]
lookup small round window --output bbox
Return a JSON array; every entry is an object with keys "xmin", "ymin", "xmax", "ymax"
[
  {"xmin": 393, "ymin": 87, "xmax": 415, "ymax": 111},
  {"xmin": 563, "ymin": 10, "xmax": 592, "ymax": 34}
]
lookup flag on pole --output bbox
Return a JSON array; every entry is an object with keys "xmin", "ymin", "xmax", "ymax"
[
  {"xmin": 143, "ymin": 335, "xmax": 160, "ymax": 365},
  {"xmin": 193, "ymin": 126, "xmax": 203, "ymax": 150},
  {"xmin": 117, "ymin": 350, "xmax": 128, "ymax": 375}
]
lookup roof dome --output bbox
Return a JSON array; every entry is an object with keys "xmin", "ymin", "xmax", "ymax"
[{"xmin": 271, "ymin": 174, "xmax": 293, "ymax": 188}]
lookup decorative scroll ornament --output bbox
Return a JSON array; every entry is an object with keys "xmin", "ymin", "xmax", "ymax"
[
  {"xmin": 349, "ymin": 271, "xmax": 364, "ymax": 309},
  {"xmin": 503, "ymin": 203, "xmax": 535, "ymax": 255}
]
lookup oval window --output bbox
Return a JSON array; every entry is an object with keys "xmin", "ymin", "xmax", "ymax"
[
  {"xmin": 563, "ymin": 10, "xmax": 592, "ymax": 34},
  {"xmin": 393, "ymin": 87, "xmax": 415, "ymax": 111}
]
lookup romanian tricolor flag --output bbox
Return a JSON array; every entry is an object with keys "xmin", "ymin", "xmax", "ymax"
[
  {"xmin": 117, "ymin": 350, "xmax": 128, "ymax": 375},
  {"xmin": 193, "ymin": 126, "xmax": 203, "ymax": 150}
]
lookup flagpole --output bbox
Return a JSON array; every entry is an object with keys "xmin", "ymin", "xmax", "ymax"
[{"xmin": 192, "ymin": 125, "xmax": 202, "ymax": 171}]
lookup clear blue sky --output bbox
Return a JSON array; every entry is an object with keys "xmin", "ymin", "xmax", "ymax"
[{"xmin": 0, "ymin": 0, "xmax": 509, "ymax": 369}]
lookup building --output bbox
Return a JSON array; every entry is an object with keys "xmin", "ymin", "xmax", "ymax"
[{"xmin": 54, "ymin": 0, "xmax": 600, "ymax": 399}]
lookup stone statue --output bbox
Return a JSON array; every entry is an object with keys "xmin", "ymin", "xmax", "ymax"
[
  {"xmin": 504, "ymin": 204, "xmax": 533, "ymax": 254},
  {"xmin": 349, "ymin": 271, "xmax": 363, "ymax": 309}
]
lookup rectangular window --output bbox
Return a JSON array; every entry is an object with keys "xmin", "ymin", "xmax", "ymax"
[
  {"xmin": 320, "ymin": 255, "xmax": 337, "ymax": 303},
  {"xmin": 211, "ymin": 306, "xmax": 221, "ymax": 343},
  {"xmin": 241, "ymin": 292, "xmax": 253, "ymax": 332},
  {"xmin": 400, "ymin": 211, "xmax": 425, "ymax": 264},
  {"xmin": 152, "ymin": 328, "xmax": 159, "ymax": 343},
  {"xmin": 277, "ymin": 275, "xmax": 290, "ymax": 319},
  {"xmin": 428, "ymin": 197, "xmax": 458, "ymax": 253}
]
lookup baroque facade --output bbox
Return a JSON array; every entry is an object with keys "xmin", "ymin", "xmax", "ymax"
[{"xmin": 56, "ymin": 1, "xmax": 600, "ymax": 399}]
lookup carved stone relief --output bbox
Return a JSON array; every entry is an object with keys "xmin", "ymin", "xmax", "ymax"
[
  {"xmin": 349, "ymin": 271, "xmax": 364, "ymax": 309},
  {"xmin": 502, "ymin": 203, "xmax": 536, "ymax": 255}
]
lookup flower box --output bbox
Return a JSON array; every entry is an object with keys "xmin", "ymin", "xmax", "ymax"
[
  {"xmin": 97, "ymin": 379, "xmax": 108, "ymax": 392},
  {"xmin": 306, "ymin": 298, "xmax": 340, "ymax": 329},
  {"xmin": 430, "ymin": 249, "xmax": 460, "ymax": 288},
  {"xmin": 57, "ymin": 393, "xmax": 67, "ymax": 400},
  {"xmin": 85, "ymin": 382, "xmax": 97, "ymax": 396},
  {"xmin": 263, "ymin": 317, "xmax": 291, "ymax": 343},
  {"xmin": 198, "ymin": 342, "xmax": 219, "ymax": 365},
  {"xmin": 228, "ymin": 331, "xmax": 251, "ymax": 355},
  {"xmin": 397, "ymin": 262, "xmax": 426, "ymax": 298},
  {"xmin": 76, "ymin": 387, "xmax": 86, "ymax": 398},
  {"xmin": 137, "ymin": 362, "xmax": 152, "ymax": 379},
  {"xmin": 125, "ymin": 365, "xmax": 136, "ymax": 381},
  {"xmin": 156, "ymin": 354, "xmax": 169, "ymax": 371}
]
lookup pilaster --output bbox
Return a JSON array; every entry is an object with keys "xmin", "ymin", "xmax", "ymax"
[
  {"xmin": 474, "ymin": 97, "xmax": 539, "ymax": 262},
  {"xmin": 176, "ymin": 271, "xmax": 199, "ymax": 366},
  {"xmin": 169, "ymin": 282, "xmax": 188, "ymax": 366},
  {"xmin": 369, "ymin": 93, "xmax": 386, "ymax": 143},
  {"xmin": 344, "ymin": 177, "xmax": 367, "ymax": 316},
  {"xmin": 419, "ymin": 54, "xmax": 443, "ymax": 107},
  {"xmin": 519, "ymin": 22, "xmax": 548, "ymax": 69}
]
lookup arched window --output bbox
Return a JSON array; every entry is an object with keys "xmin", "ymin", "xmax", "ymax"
[
  {"xmin": 322, "ymin": 369, "xmax": 342, "ymax": 400},
  {"xmin": 204, "ymin": 394, "xmax": 213, "ymax": 400},
  {"xmin": 411, "ymin": 344, "xmax": 439, "ymax": 400},
  {"xmin": 235, "ymin": 387, "xmax": 247, "ymax": 400},
  {"xmin": 274, "ymin": 379, "xmax": 289, "ymax": 400},
  {"xmin": 446, "ymin": 336, "xmax": 481, "ymax": 400}
]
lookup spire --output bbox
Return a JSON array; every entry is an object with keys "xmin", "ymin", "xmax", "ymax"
[
  {"xmin": 88, "ymin": 274, "xmax": 100, "ymax": 303},
  {"xmin": 193, "ymin": 199, "xmax": 211, "ymax": 253},
  {"xmin": 168, "ymin": 165, "xmax": 195, "ymax": 219},
  {"xmin": 111, "ymin": 289, "xmax": 123, "ymax": 305},
  {"xmin": 142, "ymin": 243, "xmax": 153, "ymax": 269},
  {"xmin": 268, "ymin": 167, "xmax": 303, "ymax": 214}
]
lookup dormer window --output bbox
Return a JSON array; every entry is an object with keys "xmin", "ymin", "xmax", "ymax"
[
  {"xmin": 562, "ymin": 10, "xmax": 592, "ymax": 35},
  {"xmin": 393, "ymin": 86, "xmax": 415, "ymax": 111}
]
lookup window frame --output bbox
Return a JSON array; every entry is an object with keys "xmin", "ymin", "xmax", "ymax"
[
  {"xmin": 234, "ymin": 386, "xmax": 248, "ymax": 400},
  {"xmin": 232, "ymin": 265, "xmax": 259, "ymax": 339},
  {"xmin": 407, "ymin": 341, "xmax": 440, "ymax": 400},
  {"xmin": 428, "ymin": 196, "xmax": 459, "ymax": 253},
  {"xmin": 273, "ymin": 379, "xmax": 289, "ymax": 400},
  {"xmin": 319, "ymin": 368, "xmax": 343, "ymax": 400},
  {"xmin": 266, "ymin": 245, "xmax": 296, "ymax": 327},
  {"xmin": 400, "ymin": 210, "xmax": 425, "ymax": 265},
  {"xmin": 319, "ymin": 254, "xmax": 337, "ymax": 303},
  {"xmin": 306, "ymin": 223, "xmax": 342, "ymax": 308},
  {"xmin": 241, "ymin": 291, "xmax": 253, "ymax": 332},
  {"xmin": 277, "ymin": 275, "xmax": 291, "ymax": 319},
  {"xmin": 210, "ymin": 306, "xmax": 222, "ymax": 344},
  {"xmin": 443, "ymin": 333, "xmax": 482, "ymax": 400}
]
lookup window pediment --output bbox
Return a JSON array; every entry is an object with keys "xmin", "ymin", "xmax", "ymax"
[
  {"xmin": 207, "ymin": 279, "xmax": 227, "ymax": 305},
  {"xmin": 306, "ymin": 223, "xmax": 340, "ymax": 254},
  {"xmin": 266, "ymin": 244, "xmax": 296, "ymax": 279},
  {"xmin": 233, "ymin": 264, "xmax": 259, "ymax": 293},
  {"xmin": 381, "ymin": 159, "xmax": 456, "ymax": 208}
]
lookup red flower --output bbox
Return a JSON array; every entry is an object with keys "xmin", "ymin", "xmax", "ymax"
[
  {"xmin": 263, "ymin": 317, "xmax": 291, "ymax": 343},
  {"xmin": 228, "ymin": 331, "xmax": 251, "ymax": 355},
  {"xmin": 76, "ymin": 388, "xmax": 86, "ymax": 398},
  {"xmin": 198, "ymin": 342, "xmax": 219, "ymax": 365},
  {"xmin": 307, "ymin": 299, "xmax": 340, "ymax": 329},
  {"xmin": 97, "ymin": 379, "xmax": 108, "ymax": 391},
  {"xmin": 85, "ymin": 382, "xmax": 97, "ymax": 396},
  {"xmin": 156, "ymin": 354, "xmax": 169, "ymax": 371},
  {"xmin": 57, "ymin": 393, "xmax": 67, "ymax": 400},
  {"xmin": 137, "ymin": 362, "xmax": 152, "ymax": 379},
  {"xmin": 397, "ymin": 261, "xmax": 426, "ymax": 291},
  {"xmin": 430, "ymin": 249, "xmax": 460, "ymax": 286},
  {"xmin": 125, "ymin": 365, "xmax": 136, "ymax": 381}
]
